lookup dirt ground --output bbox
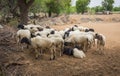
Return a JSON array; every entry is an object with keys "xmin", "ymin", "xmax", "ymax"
[{"xmin": 0, "ymin": 15, "xmax": 120, "ymax": 76}]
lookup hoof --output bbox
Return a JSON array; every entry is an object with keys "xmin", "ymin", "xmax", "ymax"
[
  {"xmin": 50, "ymin": 56, "xmax": 56, "ymax": 60},
  {"xmin": 35, "ymin": 57, "xmax": 38, "ymax": 59},
  {"xmin": 35, "ymin": 56, "xmax": 39, "ymax": 59},
  {"xmin": 50, "ymin": 58, "xmax": 53, "ymax": 60}
]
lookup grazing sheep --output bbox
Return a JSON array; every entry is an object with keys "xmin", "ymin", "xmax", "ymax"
[
  {"xmin": 22, "ymin": 36, "xmax": 56, "ymax": 60},
  {"xmin": 63, "ymin": 47, "xmax": 73, "ymax": 56},
  {"xmin": 17, "ymin": 24, "xmax": 24, "ymax": 29},
  {"xmin": 73, "ymin": 48, "xmax": 86, "ymax": 58},
  {"xmin": 58, "ymin": 30, "xmax": 65, "ymax": 38},
  {"xmin": 70, "ymin": 30, "xmax": 83, "ymax": 35},
  {"xmin": 85, "ymin": 32, "xmax": 95, "ymax": 48},
  {"xmin": 49, "ymin": 36, "xmax": 64, "ymax": 56},
  {"xmin": 20, "ymin": 37, "xmax": 31, "ymax": 48},
  {"xmin": 63, "ymin": 31, "xmax": 70, "ymax": 39},
  {"xmin": 71, "ymin": 25, "xmax": 79, "ymax": 31},
  {"xmin": 63, "ymin": 28, "xmax": 79, "ymax": 39},
  {"xmin": 77, "ymin": 26, "xmax": 85, "ymax": 31},
  {"xmin": 16, "ymin": 24, "xmax": 107, "ymax": 60},
  {"xmin": 95, "ymin": 33, "xmax": 105, "ymax": 51},
  {"xmin": 30, "ymin": 27, "xmax": 38, "ymax": 33},
  {"xmin": 45, "ymin": 26, "xmax": 51, "ymax": 29},
  {"xmin": 24, "ymin": 24, "xmax": 43, "ymax": 33},
  {"xmin": 65, "ymin": 34, "xmax": 89, "ymax": 52},
  {"xmin": 34, "ymin": 30, "xmax": 50, "ymax": 37},
  {"xmin": 89, "ymin": 28, "xmax": 95, "ymax": 32},
  {"xmin": 85, "ymin": 28, "xmax": 95, "ymax": 32},
  {"xmin": 63, "ymin": 46, "xmax": 86, "ymax": 59},
  {"xmin": 48, "ymin": 33, "xmax": 63, "ymax": 39},
  {"xmin": 16, "ymin": 29, "xmax": 31, "ymax": 49}
]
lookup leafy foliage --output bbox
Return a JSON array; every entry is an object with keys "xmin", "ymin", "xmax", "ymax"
[
  {"xmin": 45, "ymin": 0, "xmax": 71, "ymax": 16},
  {"xmin": 102, "ymin": 0, "xmax": 114, "ymax": 11},
  {"xmin": 76, "ymin": 0, "xmax": 90, "ymax": 14},
  {"xmin": 94, "ymin": 6, "xmax": 104, "ymax": 12},
  {"xmin": 113, "ymin": 6, "xmax": 120, "ymax": 11}
]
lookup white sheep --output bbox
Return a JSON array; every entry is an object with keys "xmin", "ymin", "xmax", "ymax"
[
  {"xmin": 65, "ymin": 34, "xmax": 89, "ymax": 52},
  {"xmin": 24, "ymin": 24, "xmax": 43, "ymax": 33},
  {"xmin": 67, "ymin": 31, "xmax": 95, "ymax": 49},
  {"xmin": 16, "ymin": 29, "xmax": 31, "ymax": 49},
  {"xmin": 70, "ymin": 25, "xmax": 78, "ymax": 31},
  {"xmin": 48, "ymin": 36, "xmax": 64, "ymax": 56},
  {"xmin": 34, "ymin": 30, "xmax": 49, "ymax": 37},
  {"xmin": 55, "ymin": 30, "xmax": 65, "ymax": 38},
  {"xmin": 30, "ymin": 36, "xmax": 56, "ymax": 60},
  {"xmin": 85, "ymin": 32, "xmax": 96, "ymax": 48},
  {"xmin": 48, "ymin": 33, "xmax": 63, "ymax": 39},
  {"xmin": 95, "ymin": 33, "xmax": 106, "ymax": 51},
  {"xmin": 73, "ymin": 48, "xmax": 86, "ymax": 58}
]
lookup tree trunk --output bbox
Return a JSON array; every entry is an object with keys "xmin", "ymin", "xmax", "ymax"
[
  {"xmin": 81, "ymin": 11, "xmax": 84, "ymax": 14},
  {"xmin": 19, "ymin": 7, "xmax": 29, "ymax": 24},
  {"xmin": 18, "ymin": 0, "xmax": 34, "ymax": 25}
]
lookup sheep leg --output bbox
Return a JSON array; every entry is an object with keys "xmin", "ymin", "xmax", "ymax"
[
  {"xmin": 60, "ymin": 49, "xmax": 62, "ymax": 57},
  {"xmin": 93, "ymin": 39, "xmax": 95, "ymax": 47},
  {"xmin": 59, "ymin": 44, "xmax": 62, "ymax": 57},
  {"xmin": 96, "ymin": 40, "xmax": 100, "ymax": 51},
  {"xmin": 60, "ymin": 44, "xmax": 64, "ymax": 56},
  {"xmin": 100, "ymin": 44, "xmax": 104, "ymax": 50},
  {"xmin": 96, "ymin": 46, "xmax": 99, "ymax": 51},
  {"xmin": 53, "ymin": 48, "xmax": 56, "ymax": 60},
  {"xmin": 17, "ymin": 38, "xmax": 20, "ymax": 50},
  {"xmin": 83, "ymin": 43, "xmax": 87, "ymax": 52},
  {"xmin": 40, "ymin": 49, "xmax": 43, "ymax": 56},
  {"xmin": 50, "ymin": 49, "xmax": 54, "ymax": 60},
  {"xmin": 21, "ymin": 45, "xmax": 24, "ymax": 51},
  {"xmin": 26, "ymin": 45, "xmax": 29, "ymax": 49},
  {"xmin": 88, "ymin": 41, "xmax": 91, "ymax": 49},
  {"xmin": 83, "ymin": 45, "xmax": 86, "ymax": 52},
  {"xmin": 102, "ymin": 45, "xmax": 104, "ymax": 50},
  {"xmin": 35, "ymin": 49, "xmax": 39, "ymax": 59},
  {"xmin": 50, "ymin": 46, "xmax": 56, "ymax": 60}
]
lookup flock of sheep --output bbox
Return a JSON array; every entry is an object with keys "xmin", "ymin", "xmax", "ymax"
[{"xmin": 16, "ymin": 24, "xmax": 105, "ymax": 60}]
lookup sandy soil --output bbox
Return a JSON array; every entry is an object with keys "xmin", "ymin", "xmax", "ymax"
[{"xmin": 0, "ymin": 15, "xmax": 120, "ymax": 76}]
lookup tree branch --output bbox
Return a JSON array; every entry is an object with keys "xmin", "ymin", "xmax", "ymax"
[{"xmin": 27, "ymin": 0, "xmax": 35, "ymax": 8}]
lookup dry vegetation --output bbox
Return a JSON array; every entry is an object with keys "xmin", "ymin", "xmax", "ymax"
[{"xmin": 0, "ymin": 14, "xmax": 120, "ymax": 76}]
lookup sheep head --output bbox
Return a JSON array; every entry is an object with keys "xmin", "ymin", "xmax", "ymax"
[
  {"xmin": 20, "ymin": 37, "xmax": 31, "ymax": 45},
  {"xmin": 17, "ymin": 24, "xmax": 24, "ymax": 29}
]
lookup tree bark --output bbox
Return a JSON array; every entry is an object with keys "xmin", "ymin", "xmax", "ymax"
[
  {"xmin": 18, "ymin": 0, "xmax": 34, "ymax": 25},
  {"xmin": 19, "ymin": 7, "xmax": 29, "ymax": 25}
]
